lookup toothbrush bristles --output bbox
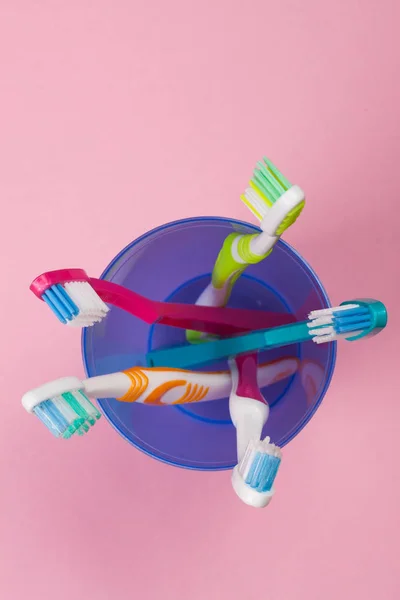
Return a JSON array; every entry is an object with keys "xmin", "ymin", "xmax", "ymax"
[
  {"xmin": 308, "ymin": 304, "xmax": 359, "ymax": 319},
  {"xmin": 43, "ymin": 281, "xmax": 109, "ymax": 327},
  {"xmin": 237, "ymin": 437, "xmax": 282, "ymax": 493},
  {"xmin": 240, "ymin": 156, "xmax": 293, "ymax": 220},
  {"xmin": 308, "ymin": 303, "xmax": 372, "ymax": 344},
  {"xmin": 33, "ymin": 390, "xmax": 101, "ymax": 438}
]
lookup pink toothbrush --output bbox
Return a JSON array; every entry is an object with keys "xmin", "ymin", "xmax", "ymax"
[
  {"xmin": 229, "ymin": 353, "xmax": 283, "ymax": 508},
  {"xmin": 30, "ymin": 268, "xmax": 295, "ymax": 336},
  {"xmin": 228, "ymin": 353, "xmax": 270, "ymax": 461}
]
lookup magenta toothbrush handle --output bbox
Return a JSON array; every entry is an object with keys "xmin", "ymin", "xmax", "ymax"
[
  {"xmin": 30, "ymin": 269, "xmax": 295, "ymax": 336},
  {"xmin": 235, "ymin": 354, "xmax": 267, "ymax": 404}
]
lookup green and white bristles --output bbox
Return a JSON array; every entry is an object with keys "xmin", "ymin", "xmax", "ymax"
[
  {"xmin": 241, "ymin": 157, "xmax": 292, "ymax": 219},
  {"xmin": 241, "ymin": 157, "xmax": 305, "ymax": 236}
]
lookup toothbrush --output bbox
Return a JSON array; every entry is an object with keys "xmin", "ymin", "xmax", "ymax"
[
  {"xmin": 147, "ymin": 299, "xmax": 388, "ymax": 368},
  {"xmin": 22, "ymin": 378, "xmax": 102, "ymax": 439},
  {"xmin": 229, "ymin": 354, "xmax": 283, "ymax": 508},
  {"xmin": 229, "ymin": 354, "xmax": 270, "ymax": 462},
  {"xmin": 22, "ymin": 357, "xmax": 299, "ymax": 438},
  {"xmin": 232, "ymin": 436, "xmax": 282, "ymax": 508},
  {"xmin": 30, "ymin": 268, "xmax": 295, "ymax": 336},
  {"xmin": 187, "ymin": 157, "xmax": 305, "ymax": 343}
]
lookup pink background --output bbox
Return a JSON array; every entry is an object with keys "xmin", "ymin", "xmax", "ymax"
[{"xmin": 0, "ymin": 1, "xmax": 399, "ymax": 599}]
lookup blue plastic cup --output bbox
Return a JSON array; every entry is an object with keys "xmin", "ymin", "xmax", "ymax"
[{"xmin": 82, "ymin": 217, "xmax": 336, "ymax": 470}]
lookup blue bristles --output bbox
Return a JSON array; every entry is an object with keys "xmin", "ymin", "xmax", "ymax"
[
  {"xmin": 331, "ymin": 307, "xmax": 371, "ymax": 334},
  {"xmin": 31, "ymin": 392, "xmax": 101, "ymax": 439},
  {"xmin": 237, "ymin": 437, "xmax": 282, "ymax": 494},
  {"xmin": 22, "ymin": 377, "xmax": 103, "ymax": 439},
  {"xmin": 33, "ymin": 399, "xmax": 70, "ymax": 437},
  {"xmin": 42, "ymin": 284, "xmax": 79, "ymax": 324},
  {"xmin": 40, "ymin": 281, "xmax": 109, "ymax": 327},
  {"xmin": 308, "ymin": 303, "xmax": 373, "ymax": 344},
  {"xmin": 245, "ymin": 452, "xmax": 281, "ymax": 493}
]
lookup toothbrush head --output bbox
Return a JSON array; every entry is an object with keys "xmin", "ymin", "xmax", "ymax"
[
  {"xmin": 240, "ymin": 157, "xmax": 305, "ymax": 235},
  {"xmin": 30, "ymin": 269, "xmax": 109, "ymax": 327},
  {"xmin": 232, "ymin": 436, "xmax": 282, "ymax": 508},
  {"xmin": 308, "ymin": 299, "xmax": 387, "ymax": 344},
  {"xmin": 22, "ymin": 377, "xmax": 101, "ymax": 438}
]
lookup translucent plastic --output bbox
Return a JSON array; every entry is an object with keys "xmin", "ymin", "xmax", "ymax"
[{"xmin": 82, "ymin": 217, "xmax": 336, "ymax": 470}]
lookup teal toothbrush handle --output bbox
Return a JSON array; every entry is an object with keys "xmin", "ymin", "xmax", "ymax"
[
  {"xmin": 263, "ymin": 321, "xmax": 311, "ymax": 349},
  {"xmin": 146, "ymin": 321, "xmax": 311, "ymax": 368}
]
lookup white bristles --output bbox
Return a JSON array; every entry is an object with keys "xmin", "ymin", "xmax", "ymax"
[
  {"xmin": 311, "ymin": 331, "xmax": 337, "ymax": 344},
  {"xmin": 313, "ymin": 330, "xmax": 364, "ymax": 344},
  {"xmin": 309, "ymin": 325, "xmax": 335, "ymax": 337},
  {"xmin": 308, "ymin": 324, "xmax": 338, "ymax": 344},
  {"xmin": 53, "ymin": 395, "xmax": 78, "ymax": 423},
  {"xmin": 65, "ymin": 281, "xmax": 109, "ymax": 327},
  {"xmin": 307, "ymin": 315, "xmax": 334, "ymax": 327},
  {"xmin": 308, "ymin": 304, "xmax": 359, "ymax": 319},
  {"xmin": 242, "ymin": 187, "xmax": 269, "ymax": 221}
]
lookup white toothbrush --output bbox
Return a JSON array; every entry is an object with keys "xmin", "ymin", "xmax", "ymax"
[{"xmin": 22, "ymin": 358, "xmax": 299, "ymax": 439}]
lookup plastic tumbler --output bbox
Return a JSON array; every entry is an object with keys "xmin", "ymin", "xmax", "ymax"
[{"xmin": 82, "ymin": 217, "xmax": 336, "ymax": 470}]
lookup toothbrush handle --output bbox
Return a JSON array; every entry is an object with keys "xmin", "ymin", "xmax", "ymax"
[
  {"xmin": 147, "ymin": 330, "xmax": 268, "ymax": 368},
  {"xmin": 89, "ymin": 277, "xmax": 295, "ymax": 335},
  {"xmin": 235, "ymin": 354, "xmax": 266, "ymax": 403},
  {"xmin": 83, "ymin": 368, "xmax": 227, "ymax": 405},
  {"xmin": 209, "ymin": 233, "xmax": 272, "ymax": 304},
  {"xmin": 117, "ymin": 367, "xmax": 231, "ymax": 405},
  {"xmin": 147, "ymin": 321, "xmax": 312, "ymax": 368},
  {"xmin": 229, "ymin": 354, "xmax": 270, "ymax": 462},
  {"xmin": 31, "ymin": 269, "xmax": 295, "ymax": 335},
  {"xmin": 263, "ymin": 321, "xmax": 311, "ymax": 348},
  {"xmin": 89, "ymin": 278, "xmax": 160, "ymax": 323},
  {"xmin": 82, "ymin": 358, "xmax": 299, "ymax": 405}
]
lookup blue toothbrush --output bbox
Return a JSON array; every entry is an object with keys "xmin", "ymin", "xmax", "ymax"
[{"xmin": 146, "ymin": 299, "xmax": 387, "ymax": 368}]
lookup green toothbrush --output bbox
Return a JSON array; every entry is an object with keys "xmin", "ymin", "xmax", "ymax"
[{"xmin": 187, "ymin": 157, "xmax": 305, "ymax": 343}]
